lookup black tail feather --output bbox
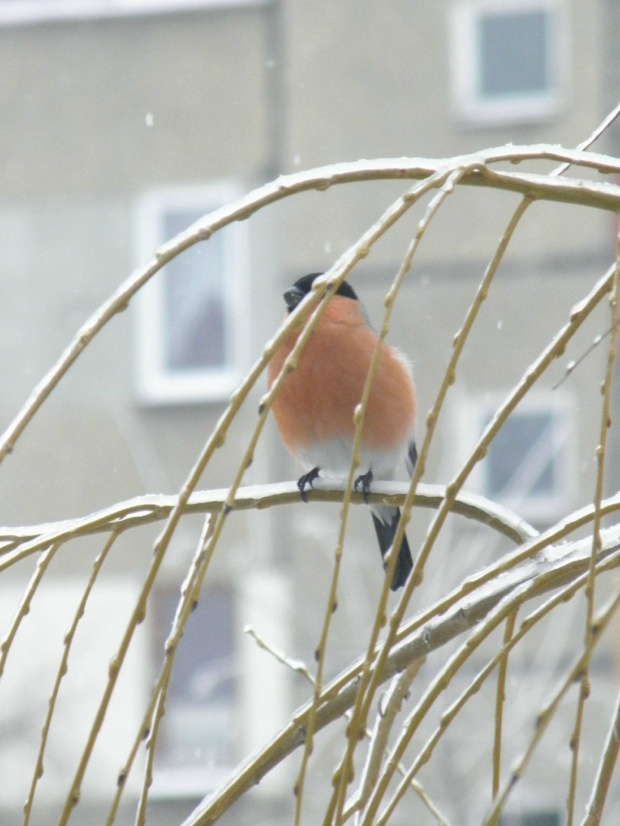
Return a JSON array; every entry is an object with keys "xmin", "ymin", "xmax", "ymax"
[{"xmin": 371, "ymin": 508, "xmax": 413, "ymax": 590}]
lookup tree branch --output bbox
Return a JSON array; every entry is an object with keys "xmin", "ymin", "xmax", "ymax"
[
  {"xmin": 0, "ymin": 481, "xmax": 537, "ymax": 566},
  {"xmin": 181, "ymin": 526, "xmax": 620, "ymax": 826},
  {"xmin": 2, "ymin": 146, "xmax": 620, "ymax": 466}
]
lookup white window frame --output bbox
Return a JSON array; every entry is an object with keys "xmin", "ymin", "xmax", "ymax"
[
  {"xmin": 449, "ymin": 0, "xmax": 569, "ymax": 126},
  {"xmin": 0, "ymin": 0, "xmax": 268, "ymax": 27},
  {"xmin": 134, "ymin": 183, "xmax": 250, "ymax": 405},
  {"xmin": 460, "ymin": 390, "xmax": 575, "ymax": 523}
]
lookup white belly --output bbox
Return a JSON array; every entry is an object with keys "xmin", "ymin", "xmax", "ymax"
[{"xmin": 295, "ymin": 437, "xmax": 409, "ymax": 481}]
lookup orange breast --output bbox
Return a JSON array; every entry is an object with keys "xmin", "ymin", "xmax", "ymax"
[{"xmin": 267, "ymin": 296, "xmax": 416, "ymax": 456}]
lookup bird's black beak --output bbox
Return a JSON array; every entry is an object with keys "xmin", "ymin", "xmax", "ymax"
[{"xmin": 283, "ymin": 285, "xmax": 304, "ymax": 312}]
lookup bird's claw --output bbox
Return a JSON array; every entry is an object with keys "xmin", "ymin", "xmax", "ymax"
[
  {"xmin": 354, "ymin": 469, "xmax": 374, "ymax": 504},
  {"xmin": 297, "ymin": 467, "xmax": 320, "ymax": 503}
]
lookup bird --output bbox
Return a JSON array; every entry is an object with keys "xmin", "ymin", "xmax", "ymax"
[{"xmin": 267, "ymin": 272, "xmax": 417, "ymax": 590}]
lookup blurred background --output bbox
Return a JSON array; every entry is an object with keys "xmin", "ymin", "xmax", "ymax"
[{"xmin": 1, "ymin": 1, "xmax": 620, "ymax": 824}]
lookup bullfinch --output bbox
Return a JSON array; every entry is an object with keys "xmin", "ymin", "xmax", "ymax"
[{"xmin": 268, "ymin": 272, "xmax": 417, "ymax": 590}]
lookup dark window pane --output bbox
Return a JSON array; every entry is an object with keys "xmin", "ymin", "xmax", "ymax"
[
  {"xmin": 162, "ymin": 208, "xmax": 227, "ymax": 372},
  {"xmin": 500, "ymin": 812, "xmax": 561, "ymax": 826},
  {"xmin": 479, "ymin": 11, "xmax": 549, "ymax": 98},
  {"xmin": 153, "ymin": 588, "xmax": 236, "ymax": 770},
  {"xmin": 486, "ymin": 411, "xmax": 555, "ymax": 497}
]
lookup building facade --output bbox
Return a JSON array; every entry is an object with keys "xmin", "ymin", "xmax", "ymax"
[{"xmin": 0, "ymin": 1, "xmax": 618, "ymax": 824}]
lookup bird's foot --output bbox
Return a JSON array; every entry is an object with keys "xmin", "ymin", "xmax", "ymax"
[
  {"xmin": 297, "ymin": 467, "xmax": 320, "ymax": 503},
  {"xmin": 354, "ymin": 469, "xmax": 373, "ymax": 504}
]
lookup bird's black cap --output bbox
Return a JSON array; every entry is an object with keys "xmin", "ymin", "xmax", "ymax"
[{"xmin": 283, "ymin": 272, "xmax": 358, "ymax": 312}]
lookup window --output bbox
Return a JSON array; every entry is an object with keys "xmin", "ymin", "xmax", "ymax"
[
  {"xmin": 134, "ymin": 184, "xmax": 249, "ymax": 404},
  {"xmin": 450, "ymin": 0, "xmax": 568, "ymax": 125},
  {"xmin": 500, "ymin": 810, "xmax": 561, "ymax": 826},
  {"xmin": 464, "ymin": 392, "xmax": 574, "ymax": 523},
  {"xmin": 151, "ymin": 586, "xmax": 237, "ymax": 795}
]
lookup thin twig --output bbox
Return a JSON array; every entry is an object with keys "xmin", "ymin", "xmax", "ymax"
[
  {"xmin": 491, "ymin": 609, "xmax": 518, "ymax": 812},
  {"xmin": 2, "ymin": 147, "xmax": 620, "ymax": 467},
  {"xmin": 4, "ymin": 110, "xmax": 620, "ymax": 825},
  {"xmin": 552, "ymin": 319, "xmax": 620, "ymax": 390},
  {"xmin": 352, "ymin": 658, "xmax": 425, "ymax": 824},
  {"xmin": 23, "ymin": 531, "xmax": 118, "ymax": 824},
  {"xmin": 0, "ymin": 541, "xmax": 60, "ymax": 678},
  {"xmin": 335, "ymin": 187, "xmax": 537, "ymax": 811},
  {"xmin": 567, "ymin": 227, "xmax": 620, "ymax": 826},
  {"xmin": 245, "ymin": 626, "xmax": 315, "ymax": 685},
  {"xmin": 181, "ymin": 528, "xmax": 620, "ymax": 826},
  {"xmin": 484, "ymin": 587, "xmax": 620, "ymax": 825},
  {"xmin": 247, "ymin": 626, "xmax": 448, "ymax": 826},
  {"xmin": 110, "ymin": 515, "xmax": 217, "ymax": 825},
  {"xmin": 0, "ymin": 480, "xmax": 537, "ymax": 567},
  {"xmin": 359, "ymin": 581, "xmax": 533, "ymax": 826},
  {"xmin": 582, "ymin": 683, "xmax": 620, "ymax": 825},
  {"xmin": 325, "ymin": 165, "xmax": 472, "ymax": 826},
  {"xmin": 374, "ymin": 553, "xmax": 620, "ymax": 826},
  {"xmin": 349, "ymin": 260, "xmax": 615, "ymax": 790}
]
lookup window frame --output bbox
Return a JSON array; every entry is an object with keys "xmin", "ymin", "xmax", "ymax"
[
  {"xmin": 133, "ymin": 182, "xmax": 250, "ymax": 405},
  {"xmin": 0, "ymin": 0, "xmax": 268, "ymax": 26},
  {"xmin": 449, "ymin": 0, "xmax": 569, "ymax": 126},
  {"xmin": 462, "ymin": 390, "xmax": 575, "ymax": 523}
]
